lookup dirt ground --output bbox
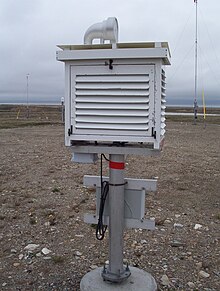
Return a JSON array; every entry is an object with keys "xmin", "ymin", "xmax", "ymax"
[{"xmin": 0, "ymin": 121, "xmax": 219, "ymax": 290}]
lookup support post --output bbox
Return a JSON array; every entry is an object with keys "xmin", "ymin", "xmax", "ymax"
[{"xmin": 102, "ymin": 154, "xmax": 131, "ymax": 282}]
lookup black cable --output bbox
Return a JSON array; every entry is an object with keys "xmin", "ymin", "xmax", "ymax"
[{"xmin": 96, "ymin": 154, "xmax": 109, "ymax": 240}]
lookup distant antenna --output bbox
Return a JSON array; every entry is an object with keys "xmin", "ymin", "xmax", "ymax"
[
  {"xmin": 194, "ymin": 0, "xmax": 198, "ymax": 123},
  {"xmin": 26, "ymin": 73, "xmax": 30, "ymax": 118}
]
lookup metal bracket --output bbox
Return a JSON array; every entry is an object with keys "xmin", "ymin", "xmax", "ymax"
[
  {"xmin": 102, "ymin": 264, "xmax": 131, "ymax": 283},
  {"xmin": 84, "ymin": 214, "xmax": 155, "ymax": 230}
]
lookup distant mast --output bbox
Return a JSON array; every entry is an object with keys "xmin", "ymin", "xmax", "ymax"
[{"xmin": 194, "ymin": 0, "xmax": 198, "ymax": 123}]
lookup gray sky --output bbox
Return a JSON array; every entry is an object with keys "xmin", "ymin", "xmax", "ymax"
[{"xmin": 0, "ymin": 0, "xmax": 219, "ymax": 106}]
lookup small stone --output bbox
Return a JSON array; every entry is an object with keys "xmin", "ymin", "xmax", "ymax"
[
  {"xmin": 43, "ymin": 256, "xmax": 51, "ymax": 260},
  {"xmin": 41, "ymin": 247, "xmax": 52, "ymax": 255},
  {"xmin": 187, "ymin": 282, "xmax": 196, "ymax": 288},
  {"xmin": 194, "ymin": 224, "xmax": 202, "ymax": 230},
  {"xmin": 164, "ymin": 219, "xmax": 171, "ymax": 224},
  {"xmin": 13, "ymin": 262, "xmax": 20, "ymax": 267},
  {"xmin": 75, "ymin": 251, "xmax": 82, "ymax": 256},
  {"xmin": 2, "ymin": 283, "xmax": 7, "ymax": 287},
  {"xmin": 174, "ymin": 223, "xmax": 184, "ymax": 228},
  {"xmin": 140, "ymin": 239, "xmax": 147, "ymax": 244},
  {"xmin": 199, "ymin": 270, "xmax": 210, "ymax": 278},
  {"xmin": 11, "ymin": 249, "xmax": 17, "ymax": 254},
  {"xmin": 170, "ymin": 240, "xmax": 185, "ymax": 247},
  {"xmin": 24, "ymin": 244, "xmax": 39, "ymax": 252},
  {"xmin": 175, "ymin": 214, "xmax": 181, "ymax": 218},
  {"xmin": 196, "ymin": 262, "xmax": 203, "ymax": 269},
  {"xmin": 18, "ymin": 254, "xmax": 24, "ymax": 260},
  {"xmin": 161, "ymin": 274, "xmax": 172, "ymax": 287}
]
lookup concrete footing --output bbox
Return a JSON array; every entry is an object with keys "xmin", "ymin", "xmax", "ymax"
[{"xmin": 80, "ymin": 266, "xmax": 157, "ymax": 291}]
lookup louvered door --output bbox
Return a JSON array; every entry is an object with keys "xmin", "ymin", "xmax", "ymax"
[{"xmin": 70, "ymin": 64, "xmax": 154, "ymax": 141}]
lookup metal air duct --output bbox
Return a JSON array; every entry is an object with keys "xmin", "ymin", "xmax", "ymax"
[{"xmin": 84, "ymin": 17, "xmax": 118, "ymax": 45}]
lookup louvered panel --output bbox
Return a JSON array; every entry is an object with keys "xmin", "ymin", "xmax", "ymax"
[
  {"xmin": 73, "ymin": 70, "xmax": 151, "ymax": 134},
  {"xmin": 161, "ymin": 69, "xmax": 166, "ymax": 137}
]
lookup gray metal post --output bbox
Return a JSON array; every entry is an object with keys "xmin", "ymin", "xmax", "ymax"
[{"xmin": 102, "ymin": 154, "xmax": 130, "ymax": 283}]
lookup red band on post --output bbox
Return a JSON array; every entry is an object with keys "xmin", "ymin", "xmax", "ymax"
[{"xmin": 109, "ymin": 161, "xmax": 125, "ymax": 170}]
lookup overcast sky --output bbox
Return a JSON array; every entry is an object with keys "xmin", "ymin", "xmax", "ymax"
[{"xmin": 0, "ymin": 0, "xmax": 219, "ymax": 106}]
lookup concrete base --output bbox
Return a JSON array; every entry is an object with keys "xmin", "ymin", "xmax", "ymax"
[{"xmin": 80, "ymin": 267, "xmax": 157, "ymax": 291}]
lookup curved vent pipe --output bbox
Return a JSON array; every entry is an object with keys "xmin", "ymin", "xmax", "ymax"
[{"xmin": 84, "ymin": 17, "xmax": 118, "ymax": 45}]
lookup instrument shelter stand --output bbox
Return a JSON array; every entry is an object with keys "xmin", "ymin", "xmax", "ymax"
[{"xmin": 80, "ymin": 153, "xmax": 157, "ymax": 291}]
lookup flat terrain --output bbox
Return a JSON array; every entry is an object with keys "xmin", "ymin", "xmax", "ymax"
[{"xmin": 0, "ymin": 107, "xmax": 219, "ymax": 290}]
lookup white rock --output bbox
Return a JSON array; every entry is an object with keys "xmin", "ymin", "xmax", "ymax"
[
  {"xmin": 18, "ymin": 254, "xmax": 24, "ymax": 260},
  {"xmin": 199, "ymin": 270, "xmax": 210, "ymax": 278},
  {"xmin": 140, "ymin": 239, "xmax": 147, "ymax": 244},
  {"xmin": 174, "ymin": 223, "xmax": 184, "ymax": 228},
  {"xmin": 161, "ymin": 274, "xmax": 171, "ymax": 286},
  {"xmin": 75, "ymin": 251, "xmax": 82, "ymax": 256},
  {"xmin": 24, "ymin": 244, "xmax": 39, "ymax": 252},
  {"xmin": 194, "ymin": 224, "xmax": 202, "ymax": 230},
  {"xmin": 175, "ymin": 214, "xmax": 181, "ymax": 218},
  {"xmin": 164, "ymin": 219, "xmax": 172, "ymax": 224},
  {"xmin": 41, "ymin": 247, "xmax": 52, "ymax": 255},
  {"xmin": 43, "ymin": 256, "xmax": 51, "ymax": 260},
  {"xmin": 2, "ymin": 282, "xmax": 7, "ymax": 287},
  {"xmin": 187, "ymin": 282, "xmax": 196, "ymax": 288}
]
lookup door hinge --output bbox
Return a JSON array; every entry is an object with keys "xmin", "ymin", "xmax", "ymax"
[
  {"xmin": 151, "ymin": 128, "xmax": 156, "ymax": 139},
  {"xmin": 68, "ymin": 125, "xmax": 73, "ymax": 136},
  {"xmin": 105, "ymin": 59, "xmax": 113, "ymax": 70}
]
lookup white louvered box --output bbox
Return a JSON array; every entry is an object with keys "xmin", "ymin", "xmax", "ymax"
[{"xmin": 57, "ymin": 42, "xmax": 171, "ymax": 150}]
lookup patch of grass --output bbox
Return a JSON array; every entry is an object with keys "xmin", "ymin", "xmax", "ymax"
[
  {"xmin": 52, "ymin": 255, "xmax": 65, "ymax": 264},
  {"xmin": 216, "ymin": 213, "xmax": 220, "ymax": 220},
  {"xmin": 52, "ymin": 187, "xmax": 60, "ymax": 193}
]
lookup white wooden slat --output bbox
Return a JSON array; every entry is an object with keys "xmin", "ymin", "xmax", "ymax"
[
  {"xmin": 75, "ymin": 109, "xmax": 149, "ymax": 117},
  {"xmin": 75, "ymin": 116, "xmax": 149, "ymax": 124},
  {"xmin": 161, "ymin": 129, "xmax": 166, "ymax": 136},
  {"xmin": 75, "ymin": 83, "xmax": 150, "ymax": 90},
  {"xmin": 75, "ymin": 123, "xmax": 149, "ymax": 130},
  {"xmin": 75, "ymin": 90, "xmax": 149, "ymax": 97},
  {"xmin": 75, "ymin": 103, "xmax": 149, "ymax": 110},
  {"xmin": 75, "ymin": 97, "xmax": 149, "ymax": 104},
  {"xmin": 76, "ymin": 75, "xmax": 150, "ymax": 83}
]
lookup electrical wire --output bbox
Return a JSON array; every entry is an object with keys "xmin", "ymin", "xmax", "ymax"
[{"xmin": 96, "ymin": 154, "xmax": 109, "ymax": 240}]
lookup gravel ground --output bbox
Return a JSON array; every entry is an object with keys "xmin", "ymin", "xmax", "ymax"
[{"xmin": 0, "ymin": 122, "xmax": 219, "ymax": 290}]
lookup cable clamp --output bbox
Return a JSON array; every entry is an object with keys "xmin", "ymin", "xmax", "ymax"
[{"xmin": 109, "ymin": 181, "xmax": 127, "ymax": 187}]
